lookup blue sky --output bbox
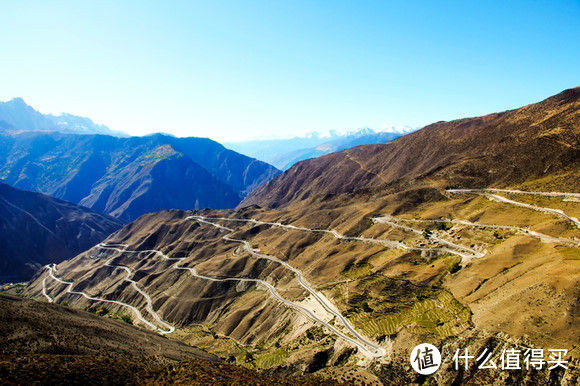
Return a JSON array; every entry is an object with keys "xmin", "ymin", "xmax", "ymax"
[{"xmin": 0, "ymin": 1, "xmax": 578, "ymax": 141}]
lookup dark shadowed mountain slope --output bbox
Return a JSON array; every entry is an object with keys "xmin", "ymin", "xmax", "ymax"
[
  {"xmin": 161, "ymin": 135, "xmax": 280, "ymax": 196},
  {"xmin": 0, "ymin": 133, "xmax": 279, "ymax": 221},
  {"xmin": 242, "ymin": 87, "xmax": 580, "ymax": 208},
  {"xmin": 0, "ymin": 182, "xmax": 121, "ymax": 282},
  {"xmin": 0, "ymin": 97, "xmax": 125, "ymax": 136}
]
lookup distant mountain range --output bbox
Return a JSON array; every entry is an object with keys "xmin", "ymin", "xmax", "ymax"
[
  {"xmin": 243, "ymin": 87, "xmax": 580, "ymax": 207},
  {"xmin": 225, "ymin": 127, "xmax": 414, "ymax": 170},
  {"xmin": 0, "ymin": 98, "xmax": 280, "ymax": 281},
  {"xmin": 0, "ymin": 132, "xmax": 279, "ymax": 222},
  {"xmin": 0, "ymin": 181, "xmax": 122, "ymax": 282},
  {"xmin": 0, "ymin": 97, "xmax": 126, "ymax": 136}
]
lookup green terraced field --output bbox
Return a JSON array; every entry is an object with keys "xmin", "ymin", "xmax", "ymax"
[
  {"xmin": 350, "ymin": 290, "xmax": 471, "ymax": 339},
  {"xmin": 255, "ymin": 348, "xmax": 289, "ymax": 368}
]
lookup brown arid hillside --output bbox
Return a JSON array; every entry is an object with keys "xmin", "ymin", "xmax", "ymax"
[
  {"xmin": 23, "ymin": 88, "xmax": 579, "ymax": 385},
  {"xmin": 242, "ymin": 87, "xmax": 579, "ymax": 208},
  {"xmin": 0, "ymin": 294, "xmax": 330, "ymax": 385}
]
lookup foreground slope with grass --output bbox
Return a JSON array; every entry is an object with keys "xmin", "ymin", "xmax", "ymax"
[{"xmin": 0, "ymin": 294, "xmax": 328, "ymax": 385}]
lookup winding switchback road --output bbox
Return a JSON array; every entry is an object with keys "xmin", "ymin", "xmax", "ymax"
[
  {"xmin": 372, "ymin": 216, "xmax": 485, "ymax": 260},
  {"xmin": 103, "ymin": 257, "xmax": 174, "ymax": 333},
  {"xmin": 44, "ymin": 206, "xmax": 512, "ymax": 357},
  {"xmin": 192, "ymin": 215, "xmax": 482, "ymax": 260},
  {"xmin": 187, "ymin": 215, "xmax": 386, "ymax": 357},
  {"xmin": 42, "ymin": 263, "xmax": 173, "ymax": 334},
  {"xmin": 99, "ymin": 240, "xmax": 385, "ymax": 358}
]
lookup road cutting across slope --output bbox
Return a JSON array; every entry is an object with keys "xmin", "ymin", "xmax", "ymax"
[
  {"xmin": 189, "ymin": 215, "xmax": 386, "ymax": 356},
  {"xmin": 384, "ymin": 216, "xmax": 580, "ymax": 246},
  {"xmin": 447, "ymin": 189, "xmax": 580, "ymax": 228},
  {"xmin": 472, "ymin": 188, "xmax": 580, "ymax": 199},
  {"xmin": 191, "ymin": 215, "xmax": 483, "ymax": 260},
  {"xmin": 371, "ymin": 215, "xmax": 485, "ymax": 260},
  {"xmin": 98, "ymin": 241, "xmax": 385, "ymax": 358},
  {"xmin": 42, "ymin": 263, "xmax": 173, "ymax": 334},
  {"xmin": 104, "ymin": 258, "xmax": 174, "ymax": 333},
  {"xmin": 42, "ymin": 276, "xmax": 53, "ymax": 303}
]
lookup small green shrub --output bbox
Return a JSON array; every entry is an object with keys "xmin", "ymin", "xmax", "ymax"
[
  {"xmin": 241, "ymin": 352, "xmax": 254, "ymax": 363},
  {"xmin": 226, "ymin": 355, "xmax": 236, "ymax": 363},
  {"xmin": 95, "ymin": 306, "xmax": 108, "ymax": 316},
  {"xmin": 448, "ymin": 260, "xmax": 462, "ymax": 274},
  {"xmin": 119, "ymin": 314, "xmax": 133, "ymax": 324}
]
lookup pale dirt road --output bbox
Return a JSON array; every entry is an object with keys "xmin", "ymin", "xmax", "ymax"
[
  {"xmin": 42, "ymin": 263, "xmax": 172, "ymax": 333},
  {"xmin": 98, "ymin": 240, "xmax": 386, "ymax": 358},
  {"xmin": 447, "ymin": 189, "xmax": 580, "ymax": 228},
  {"xmin": 384, "ymin": 216, "xmax": 579, "ymax": 246},
  {"xmin": 190, "ymin": 216, "xmax": 386, "ymax": 357}
]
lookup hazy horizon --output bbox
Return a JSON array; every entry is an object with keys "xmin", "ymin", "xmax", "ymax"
[
  {"xmin": 1, "ymin": 1, "xmax": 578, "ymax": 142},
  {"xmin": 1, "ymin": 95, "xmax": 420, "ymax": 142}
]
